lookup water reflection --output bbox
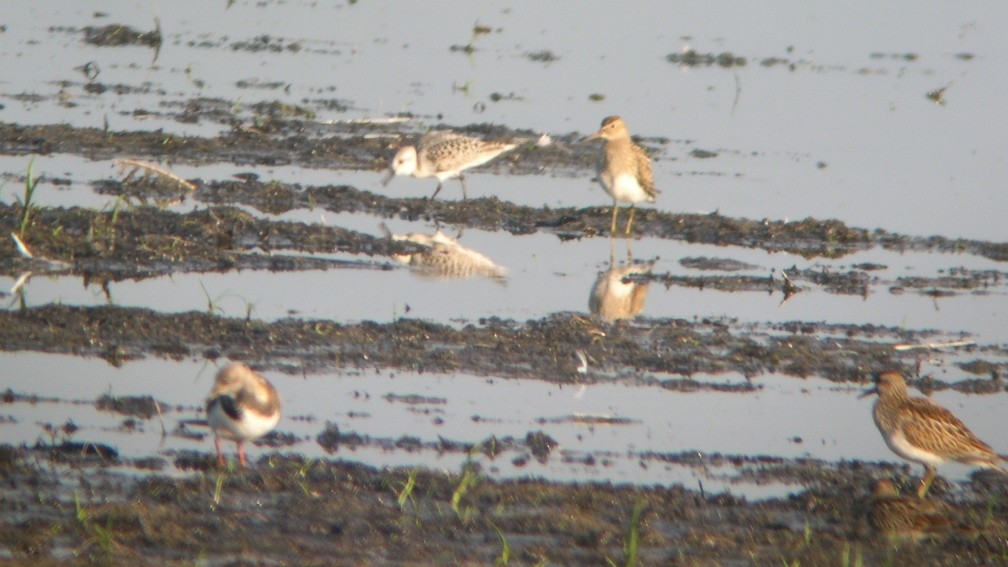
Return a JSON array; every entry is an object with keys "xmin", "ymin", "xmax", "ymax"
[
  {"xmin": 588, "ymin": 240, "xmax": 653, "ymax": 322},
  {"xmin": 384, "ymin": 225, "xmax": 507, "ymax": 283}
]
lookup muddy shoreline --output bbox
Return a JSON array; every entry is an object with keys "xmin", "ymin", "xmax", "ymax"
[
  {"xmin": 1, "ymin": 444, "xmax": 1007, "ymax": 565},
  {"xmin": 2, "ymin": 105, "xmax": 1008, "ymax": 565}
]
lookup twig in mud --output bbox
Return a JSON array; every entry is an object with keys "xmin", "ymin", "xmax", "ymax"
[
  {"xmin": 893, "ymin": 340, "xmax": 975, "ymax": 351},
  {"xmin": 154, "ymin": 399, "xmax": 167, "ymax": 438},
  {"xmin": 115, "ymin": 159, "xmax": 196, "ymax": 191}
]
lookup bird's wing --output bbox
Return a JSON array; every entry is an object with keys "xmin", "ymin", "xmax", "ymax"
[
  {"xmin": 207, "ymin": 394, "xmax": 243, "ymax": 421},
  {"xmin": 631, "ymin": 144, "xmax": 658, "ymax": 199},
  {"xmin": 235, "ymin": 381, "xmax": 280, "ymax": 416},
  {"xmin": 899, "ymin": 399, "xmax": 995, "ymax": 458}
]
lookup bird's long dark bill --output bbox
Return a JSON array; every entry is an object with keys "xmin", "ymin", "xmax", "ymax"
[
  {"xmin": 857, "ymin": 387, "xmax": 878, "ymax": 399},
  {"xmin": 581, "ymin": 132, "xmax": 602, "ymax": 142},
  {"xmin": 380, "ymin": 169, "xmax": 395, "ymax": 186}
]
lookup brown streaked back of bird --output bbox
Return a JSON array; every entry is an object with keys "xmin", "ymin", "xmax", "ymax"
[
  {"xmin": 630, "ymin": 143, "xmax": 657, "ymax": 202},
  {"xmin": 898, "ymin": 397, "xmax": 1000, "ymax": 466}
]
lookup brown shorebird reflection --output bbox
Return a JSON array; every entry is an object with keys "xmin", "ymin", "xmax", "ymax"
[
  {"xmin": 383, "ymin": 224, "xmax": 507, "ymax": 283},
  {"xmin": 589, "ymin": 240, "xmax": 653, "ymax": 322},
  {"xmin": 868, "ymin": 479, "xmax": 953, "ymax": 543}
]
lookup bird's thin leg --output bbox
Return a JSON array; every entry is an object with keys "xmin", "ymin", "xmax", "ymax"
[
  {"xmin": 625, "ymin": 205, "xmax": 637, "ymax": 235},
  {"xmin": 237, "ymin": 441, "xmax": 248, "ymax": 467},
  {"xmin": 610, "ymin": 201, "xmax": 619, "ymax": 235},
  {"xmin": 458, "ymin": 174, "xmax": 468, "ymax": 200},
  {"xmin": 917, "ymin": 465, "xmax": 937, "ymax": 498},
  {"xmin": 429, "ymin": 182, "xmax": 444, "ymax": 200},
  {"xmin": 214, "ymin": 436, "xmax": 226, "ymax": 467}
]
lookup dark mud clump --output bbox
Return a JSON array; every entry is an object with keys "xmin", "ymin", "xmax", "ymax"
[
  {"xmin": 667, "ymin": 50, "xmax": 747, "ymax": 67},
  {"xmin": 82, "ymin": 23, "xmax": 162, "ymax": 49},
  {"xmin": 95, "ymin": 394, "xmax": 164, "ymax": 419},
  {"xmin": 525, "ymin": 430, "xmax": 558, "ymax": 463}
]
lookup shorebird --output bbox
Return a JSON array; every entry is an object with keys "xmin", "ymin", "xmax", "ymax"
[
  {"xmin": 583, "ymin": 116, "xmax": 658, "ymax": 235},
  {"xmin": 868, "ymin": 479, "xmax": 952, "ymax": 542},
  {"xmin": 381, "ymin": 131, "xmax": 518, "ymax": 200},
  {"xmin": 206, "ymin": 362, "xmax": 281, "ymax": 467},
  {"xmin": 861, "ymin": 371, "xmax": 1006, "ymax": 498}
]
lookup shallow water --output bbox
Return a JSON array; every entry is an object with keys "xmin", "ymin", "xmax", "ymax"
[
  {"xmin": 3, "ymin": 352, "xmax": 1003, "ymax": 496},
  {"xmin": 4, "ymin": 1, "xmax": 1007, "ymax": 238},
  {"xmin": 1, "ymin": 1, "xmax": 1007, "ymax": 498}
]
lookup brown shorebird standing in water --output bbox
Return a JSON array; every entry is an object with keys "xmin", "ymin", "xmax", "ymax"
[
  {"xmin": 868, "ymin": 479, "xmax": 952, "ymax": 542},
  {"xmin": 860, "ymin": 371, "xmax": 1006, "ymax": 498},
  {"xmin": 382, "ymin": 131, "xmax": 518, "ymax": 200},
  {"xmin": 206, "ymin": 362, "xmax": 282, "ymax": 467},
  {"xmin": 583, "ymin": 116, "xmax": 659, "ymax": 235}
]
